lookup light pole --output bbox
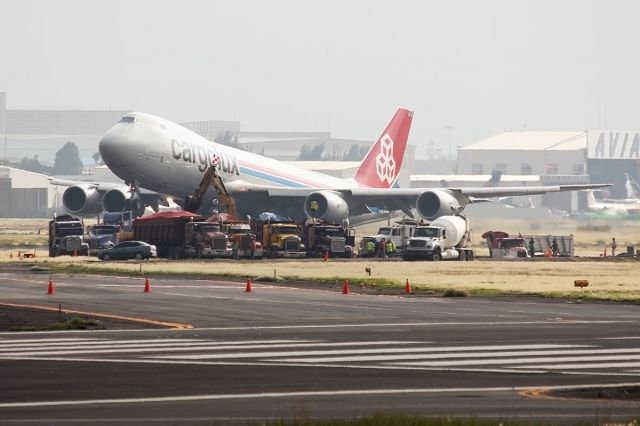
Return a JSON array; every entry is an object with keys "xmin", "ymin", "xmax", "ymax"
[{"xmin": 445, "ymin": 125, "xmax": 453, "ymax": 161}]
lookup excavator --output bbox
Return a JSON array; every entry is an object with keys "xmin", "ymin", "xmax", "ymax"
[{"xmin": 183, "ymin": 163, "xmax": 237, "ymax": 216}]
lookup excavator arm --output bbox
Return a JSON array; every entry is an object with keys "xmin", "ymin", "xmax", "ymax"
[{"xmin": 183, "ymin": 165, "xmax": 237, "ymax": 216}]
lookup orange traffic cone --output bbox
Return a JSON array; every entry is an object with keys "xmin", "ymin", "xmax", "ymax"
[
  {"xmin": 603, "ymin": 246, "xmax": 608, "ymax": 257},
  {"xmin": 143, "ymin": 278, "xmax": 151, "ymax": 293},
  {"xmin": 323, "ymin": 251, "xmax": 329, "ymax": 262},
  {"xmin": 405, "ymin": 278, "xmax": 412, "ymax": 294},
  {"xmin": 47, "ymin": 279, "xmax": 55, "ymax": 295},
  {"xmin": 342, "ymin": 279, "xmax": 350, "ymax": 295},
  {"xmin": 245, "ymin": 278, "xmax": 252, "ymax": 293}
]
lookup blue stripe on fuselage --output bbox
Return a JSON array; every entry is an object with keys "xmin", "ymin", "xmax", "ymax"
[{"xmin": 239, "ymin": 166, "xmax": 312, "ymax": 188}]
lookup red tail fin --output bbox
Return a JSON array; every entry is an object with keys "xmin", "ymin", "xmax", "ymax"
[{"xmin": 353, "ymin": 108, "xmax": 413, "ymax": 188}]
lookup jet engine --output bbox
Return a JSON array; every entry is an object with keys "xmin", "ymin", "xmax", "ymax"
[
  {"xmin": 102, "ymin": 187, "xmax": 144, "ymax": 216},
  {"xmin": 416, "ymin": 190, "xmax": 463, "ymax": 221},
  {"xmin": 102, "ymin": 188, "xmax": 130, "ymax": 212},
  {"xmin": 62, "ymin": 184, "xmax": 103, "ymax": 215},
  {"xmin": 303, "ymin": 191, "xmax": 349, "ymax": 223}
]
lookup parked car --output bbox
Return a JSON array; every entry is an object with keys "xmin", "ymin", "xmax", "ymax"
[{"xmin": 98, "ymin": 241, "xmax": 157, "ymax": 261}]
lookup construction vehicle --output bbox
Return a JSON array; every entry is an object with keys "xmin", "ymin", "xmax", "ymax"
[
  {"xmin": 48, "ymin": 214, "xmax": 89, "ymax": 257},
  {"xmin": 133, "ymin": 211, "xmax": 230, "ymax": 258},
  {"xmin": 403, "ymin": 215, "xmax": 474, "ymax": 261},
  {"xmin": 207, "ymin": 213, "xmax": 263, "ymax": 258},
  {"xmin": 252, "ymin": 219, "xmax": 305, "ymax": 258},
  {"xmin": 368, "ymin": 218, "xmax": 418, "ymax": 254},
  {"xmin": 184, "ymin": 163, "xmax": 237, "ymax": 216},
  {"xmin": 302, "ymin": 219, "xmax": 354, "ymax": 258},
  {"xmin": 85, "ymin": 211, "xmax": 133, "ymax": 255},
  {"xmin": 482, "ymin": 231, "xmax": 529, "ymax": 259}
]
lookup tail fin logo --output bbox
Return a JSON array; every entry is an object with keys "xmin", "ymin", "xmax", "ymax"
[{"xmin": 375, "ymin": 134, "xmax": 396, "ymax": 185}]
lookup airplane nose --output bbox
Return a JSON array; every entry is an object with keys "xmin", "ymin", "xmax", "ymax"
[{"xmin": 99, "ymin": 125, "xmax": 131, "ymax": 170}]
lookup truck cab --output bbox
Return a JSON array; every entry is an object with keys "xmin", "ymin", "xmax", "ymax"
[
  {"xmin": 184, "ymin": 222, "xmax": 230, "ymax": 258},
  {"xmin": 85, "ymin": 224, "xmax": 120, "ymax": 255},
  {"xmin": 255, "ymin": 222, "xmax": 305, "ymax": 258},
  {"xmin": 302, "ymin": 219, "xmax": 351, "ymax": 258},
  {"xmin": 48, "ymin": 215, "xmax": 89, "ymax": 257},
  {"xmin": 403, "ymin": 216, "xmax": 473, "ymax": 261},
  {"xmin": 370, "ymin": 219, "xmax": 417, "ymax": 254}
]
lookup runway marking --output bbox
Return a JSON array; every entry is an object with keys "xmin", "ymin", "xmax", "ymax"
[
  {"xmin": 272, "ymin": 347, "xmax": 639, "ymax": 364},
  {"xmin": 1, "ymin": 382, "xmax": 639, "ymax": 409},
  {"xmin": 0, "ymin": 340, "xmax": 418, "ymax": 358},
  {"xmin": 0, "ymin": 337, "xmax": 108, "ymax": 344},
  {"xmin": 392, "ymin": 354, "xmax": 640, "ymax": 368},
  {"xmin": 0, "ymin": 339, "xmax": 306, "ymax": 352},
  {"xmin": 183, "ymin": 319, "xmax": 640, "ymax": 331},
  {"xmin": 152, "ymin": 344, "xmax": 586, "ymax": 361},
  {"xmin": 515, "ymin": 361, "xmax": 640, "ymax": 370}
]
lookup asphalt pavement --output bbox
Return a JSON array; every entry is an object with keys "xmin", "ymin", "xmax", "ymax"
[{"xmin": 1, "ymin": 267, "xmax": 639, "ymax": 424}]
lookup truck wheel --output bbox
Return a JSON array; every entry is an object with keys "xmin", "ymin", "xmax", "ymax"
[
  {"xmin": 431, "ymin": 251, "xmax": 442, "ymax": 262},
  {"xmin": 135, "ymin": 253, "xmax": 143, "ymax": 260},
  {"xmin": 102, "ymin": 253, "xmax": 110, "ymax": 261}
]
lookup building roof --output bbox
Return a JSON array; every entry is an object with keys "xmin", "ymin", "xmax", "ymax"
[{"xmin": 461, "ymin": 131, "xmax": 588, "ymax": 151}]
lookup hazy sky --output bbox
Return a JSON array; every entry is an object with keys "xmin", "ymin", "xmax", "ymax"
[{"xmin": 2, "ymin": 1, "xmax": 639, "ymax": 158}]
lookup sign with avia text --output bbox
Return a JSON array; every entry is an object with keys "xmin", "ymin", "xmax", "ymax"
[{"xmin": 587, "ymin": 131, "xmax": 640, "ymax": 159}]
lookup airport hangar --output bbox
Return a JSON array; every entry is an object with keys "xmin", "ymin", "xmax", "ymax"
[{"xmin": 412, "ymin": 130, "xmax": 640, "ymax": 214}]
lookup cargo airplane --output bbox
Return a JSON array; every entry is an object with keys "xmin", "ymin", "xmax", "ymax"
[{"xmin": 58, "ymin": 109, "xmax": 612, "ymax": 224}]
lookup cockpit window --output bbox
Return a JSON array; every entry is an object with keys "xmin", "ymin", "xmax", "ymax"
[{"xmin": 119, "ymin": 116, "xmax": 143, "ymax": 124}]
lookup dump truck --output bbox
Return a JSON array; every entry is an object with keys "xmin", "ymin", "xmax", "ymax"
[
  {"xmin": 252, "ymin": 220, "xmax": 305, "ymax": 258},
  {"xmin": 133, "ymin": 211, "xmax": 229, "ymax": 258},
  {"xmin": 48, "ymin": 214, "xmax": 89, "ymax": 257},
  {"xmin": 403, "ymin": 215, "xmax": 474, "ymax": 261},
  {"xmin": 302, "ymin": 219, "xmax": 354, "ymax": 258},
  {"xmin": 482, "ymin": 231, "xmax": 529, "ymax": 259}
]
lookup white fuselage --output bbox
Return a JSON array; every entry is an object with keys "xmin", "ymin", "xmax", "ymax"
[{"xmin": 99, "ymin": 112, "xmax": 355, "ymax": 203}]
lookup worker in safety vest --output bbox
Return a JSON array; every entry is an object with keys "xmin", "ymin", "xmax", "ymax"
[{"xmin": 310, "ymin": 200, "xmax": 319, "ymax": 218}]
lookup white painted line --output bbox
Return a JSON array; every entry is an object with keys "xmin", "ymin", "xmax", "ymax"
[
  {"xmin": 153, "ymin": 344, "xmax": 587, "ymax": 361},
  {"xmin": 0, "ymin": 338, "xmax": 207, "ymax": 350},
  {"xmin": 273, "ymin": 347, "xmax": 640, "ymax": 364},
  {"xmin": 0, "ymin": 338, "xmax": 108, "ymax": 344},
  {"xmin": 0, "ymin": 340, "xmax": 417, "ymax": 357},
  {"xmin": 2, "ymin": 382, "xmax": 640, "ymax": 409},
  {"xmin": 515, "ymin": 361, "xmax": 640, "ymax": 370},
  {"xmin": 600, "ymin": 336, "xmax": 640, "ymax": 340},
  {"xmin": 184, "ymin": 319, "xmax": 640, "ymax": 331},
  {"xmin": 0, "ymin": 339, "xmax": 306, "ymax": 352},
  {"xmin": 393, "ymin": 354, "xmax": 640, "ymax": 367}
]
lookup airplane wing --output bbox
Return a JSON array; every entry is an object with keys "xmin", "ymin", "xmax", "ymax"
[{"xmin": 243, "ymin": 183, "xmax": 613, "ymax": 222}]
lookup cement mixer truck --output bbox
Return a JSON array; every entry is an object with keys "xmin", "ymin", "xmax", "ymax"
[{"xmin": 403, "ymin": 215, "xmax": 474, "ymax": 261}]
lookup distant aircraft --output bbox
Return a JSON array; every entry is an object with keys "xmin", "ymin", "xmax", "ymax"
[
  {"xmin": 586, "ymin": 173, "xmax": 640, "ymax": 216},
  {"xmin": 58, "ymin": 109, "xmax": 612, "ymax": 224}
]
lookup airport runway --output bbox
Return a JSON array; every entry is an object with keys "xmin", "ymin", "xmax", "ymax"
[{"xmin": 1, "ymin": 268, "xmax": 640, "ymax": 424}]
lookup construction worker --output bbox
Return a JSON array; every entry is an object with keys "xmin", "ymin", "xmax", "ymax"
[
  {"xmin": 310, "ymin": 200, "xmax": 319, "ymax": 218},
  {"xmin": 232, "ymin": 239, "xmax": 239, "ymax": 260},
  {"xmin": 551, "ymin": 238, "xmax": 559, "ymax": 257},
  {"xmin": 366, "ymin": 239, "xmax": 375, "ymax": 257},
  {"xmin": 611, "ymin": 237, "xmax": 617, "ymax": 256},
  {"xmin": 386, "ymin": 239, "xmax": 394, "ymax": 258},
  {"xmin": 528, "ymin": 238, "xmax": 535, "ymax": 257},
  {"xmin": 378, "ymin": 238, "xmax": 387, "ymax": 258},
  {"xmin": 249, "ymin": 236, "xmax": 256, "ymax": 260}
]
